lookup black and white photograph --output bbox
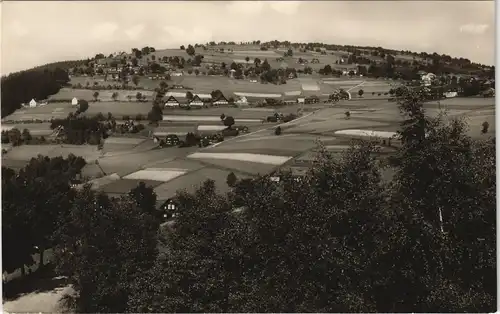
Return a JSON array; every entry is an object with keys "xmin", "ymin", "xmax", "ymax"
[{"xmin": 1, "ymin": 1, "xmax": 496, "ymax": 312}]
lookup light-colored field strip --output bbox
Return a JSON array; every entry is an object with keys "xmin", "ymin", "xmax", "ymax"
[
  {"xmin": 233, "ymin": 92, "xmax": 282, "ymax": 98},
  {"xmin": 104, "ymin": 137, "xmax": 145, "ymax": 145},
  {"xmin": 162, "ymin": 115, "xmax": 261, "ymax": 122},
  {"xmin": 165, "ymin": 92, "xmax": 188, "ymax": 98},
  {"xmin": 235, "ymin": 134, "xmax": 298, "ymax": 143},
  {"xmin": 242, "ymin": 108, "xmax": 276, "ymax": 112},
  {"xmin": 123, "ymin": 169, "xmax": 186, "ymax": 182},
  {"xmin": 77, "ymin": 173, "xmax": 121, "ymax": 190},
  {"xmin": 197, "ymin": 125, "xmax": 228, "ymax": 131},
  {"xmin": 334, "ymin": 129, "xmax": 397, "ymax": 138},
  {"xmin": 233, "ymin": 59, "xmax": 253, "ymax": 63},
  {"xmin": 324, "ymin": 145, "xmax": 355, "ymax": 151},
  {"xmin": 302, "ymin": 84, "xmax": 320, "ymax": 91},
  {"xmin": 153, "ymin": 131, "xmax": 190, "ymax": 136},
  {"xmin": 187, "ymin": 152, "xmax": 292, "ymax": 165},
  {"xmin": 284, "ymin": 90, "xmax": 302, "ymax": 96}
]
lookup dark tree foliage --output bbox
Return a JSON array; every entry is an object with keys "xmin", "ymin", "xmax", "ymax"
[
  {"xmin": 129, "ymin": 182, "xmax": 162, "ymax": 227},
  {"xmin": 124, "ymin": 88, "xmax": 495, "ymax": 313},
  {"xmin": 1, "ymin": 67, "xmax": 70, "ymax": 117},
  {"xmin": 54, "ymin": 187, "xmax": 160, "ymax": 313},
  {"xmin": 2, "ymin": 154, "xmax": 85, "ymax": 275},
  {"xmin": 50, "ymin": 115, "xmax": 107, "ymax": 145}
]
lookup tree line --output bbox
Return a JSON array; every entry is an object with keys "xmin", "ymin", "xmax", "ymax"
[
  {"xmin": 1, "ymin": 67, "xmax": 71, "ymax": 118},
  {"xmin": 2, "ymin": 86, "xmax": 495, "ymax": 312}
]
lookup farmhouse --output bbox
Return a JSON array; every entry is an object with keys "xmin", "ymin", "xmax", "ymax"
[
  {"xmin": 305, "ymin": 95, "xmax": 320, "ymax": 104},
  {"xmin": 164, "ymin": 96, "xmax": 180, "ymax": 108},
  {"xmin": 297, "ymin": 97, "xmax": 305, "ymax": 104},
  {"xmin": 188, "ymin": 95, "xmax": 205, "ymax": 108},
  {"xmin": 29, "ymin": 99, "xmax": 37, "ymax": 108},
  {"xmin": 213, "ymin": 94, "xmax": 229, "ymax": 106}
]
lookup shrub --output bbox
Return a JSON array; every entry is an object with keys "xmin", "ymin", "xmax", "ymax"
[
  {"xmin": 482, "ymin": 121, "xmax": 489, "ymax": 134},
  {"xmin": 275, "ymin": 126, "xmax": 282, "ymax": 135},
  {"xmin": 136, "ymin": 123, "xmax": 145, "ymax": 131},
  {"xmin": 123, "ymin": 115, "xmax": 130, "ymax": 121},
  {"xmin": 135, "ymin": 114, "xmax": 143, "ymax": 121}
]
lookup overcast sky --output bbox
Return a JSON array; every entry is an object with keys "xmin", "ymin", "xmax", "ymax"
[{"xmin": 1, "ymin": 1, "xmax": 495, "ymax": 74}]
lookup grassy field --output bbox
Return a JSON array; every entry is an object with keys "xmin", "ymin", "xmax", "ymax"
[
  {"xmin": 100, "ymin": 178, "xmax": 164, "ymax": 194},
  {"xmin": 153, "ymin": 167, "xmax": 249, "ymax": 200},
  {"xmin": 5, "ymin": 145, "xmax": 101, "ymax": 162},
  {"xmin": 82, "ymin": 101, "xmax": 153, "ymax": 116},
  {"xmin": 1, "ymin": 122, "xmax": 53, "ymax": 136},
  {"xmin": 70, "ymin": 75, "xmax": 162, "ymax": 90},
  {"xmin": 169, "ymin": 75, "xmax": 303, "ymax": 95},
  {"xmin": 5, "ymin": 103, "xmax": 75, "ymax": 121}
]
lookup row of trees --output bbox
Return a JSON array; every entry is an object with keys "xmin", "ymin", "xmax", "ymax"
[{"xmin": 3, "ymin": 86, "xmax": 494, "ymax": 312}]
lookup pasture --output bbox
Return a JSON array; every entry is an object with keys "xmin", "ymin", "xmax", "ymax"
[
  {"xmin": 153, "ymin": 167, "xmax": 249, "ymax": 201},
  {"xmin": 82, "ymin": 101, "xmax": 152, "ymax": 116},
  {"xmin": 5, "ymin": 103, "xmax": 75, "ymax": 121},
  {"xmin": 70, "ymin": 76, "xmax": 162, "ymax": 90},
  {"xmin": 5, "ymin": 145, "xmax": 101, "ymax": 163},
  {"xmin": 1, "ymin": 122, "xmax": 53, "ymax": 136},
  {"xmin": 99, "ymin": 179, "xmax": 164, "ymax": 194},
  {"xmin": 187, "ymin": 152, "xmax": 293, "ymax": 165}
]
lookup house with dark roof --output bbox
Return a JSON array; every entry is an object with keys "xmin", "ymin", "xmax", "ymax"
[
  {"xmin": 164, "ymin": 95, "xmax": 180, "ymax": 108},
  {"xmin": 212, "ymin": 94, "xmax": 229, "ymax": 106},
  {"xmin": 188, "ymin": 95, "xmax": 206, "ymax": 108}
]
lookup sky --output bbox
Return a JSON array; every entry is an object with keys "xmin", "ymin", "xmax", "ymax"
[{"xmin": 1, "ymin": 1, "xmax": 496, "ymax": 74}]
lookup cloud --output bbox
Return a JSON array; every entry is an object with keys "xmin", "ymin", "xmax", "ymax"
[
  {"xmin": 124, "ymin": 24, "xmax": 145, "ymax": 40},
  {"xmin": 90, "ymin": 22, "xmax": 119, "ymax": 40},
  {"xmin": 226, "ymin": 1, "xmax": 264, "ymax": 15},
  {"xmin": 269, "ymin": 1, "xmax": 301, "ymax": 15},
  {"xmin": 459, "ymin": 23, "xmax": 489, "ymax": 35}
]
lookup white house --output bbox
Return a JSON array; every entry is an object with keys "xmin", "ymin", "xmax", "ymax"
[
  {"xmin": 71, "ymin": 97, "xmax": 79, "ymax": 106},
  {"xmin": 297, "ymin": 98, "xmax": 305, "ymax": 104},
  {"xmin": 29, "ymin": 99, "xmax": 37, "ymax": 108}
]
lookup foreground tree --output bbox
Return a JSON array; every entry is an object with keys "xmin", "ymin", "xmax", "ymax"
[{"xmin": 54, "ymin": 187, "xmax": 159, "ymax": 313}]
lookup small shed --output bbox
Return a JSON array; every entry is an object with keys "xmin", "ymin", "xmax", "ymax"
[
  {"xmin": 71, "ymin": 97, "xmax": 78, "ymax": 106},
  {"xmin": 29, "ymin": 99, "xmax": 37, "ymax": 108},
  {"xmin": 297, "ymin": 97, "xmax": 305, "ymax": 104}
]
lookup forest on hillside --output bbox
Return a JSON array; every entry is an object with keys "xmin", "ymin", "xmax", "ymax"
[{"xmin": 1, "ymin": 67, "xmax": 72, "ymax": 118}]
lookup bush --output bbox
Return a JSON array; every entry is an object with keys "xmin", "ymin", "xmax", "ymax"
[
  {"xmin": 135, "ymin": 114, "xmax": 144, "ymax": 121},
  {"xmin": 136, "ymin": 123, "xmax": 145, "ymax": 131},
  {"xmin": 482, "ymin": 121, "xmax": 489, "ymax": 134},
  {"xmin": 275, "ymin": 126, "xmax": 282, "ymax": 135},
  {"xmin": 123, "ymin": 115, "xmax": 130, "ymax": 121}
]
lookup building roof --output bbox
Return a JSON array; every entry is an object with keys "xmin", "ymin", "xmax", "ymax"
[
  {"xmin": 194, "ymin": 93, "xmax": 212, "ymax": 99},
  {"xmin": 213, "ymin": 94, "xmax": 229, "ymax": 102}
]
